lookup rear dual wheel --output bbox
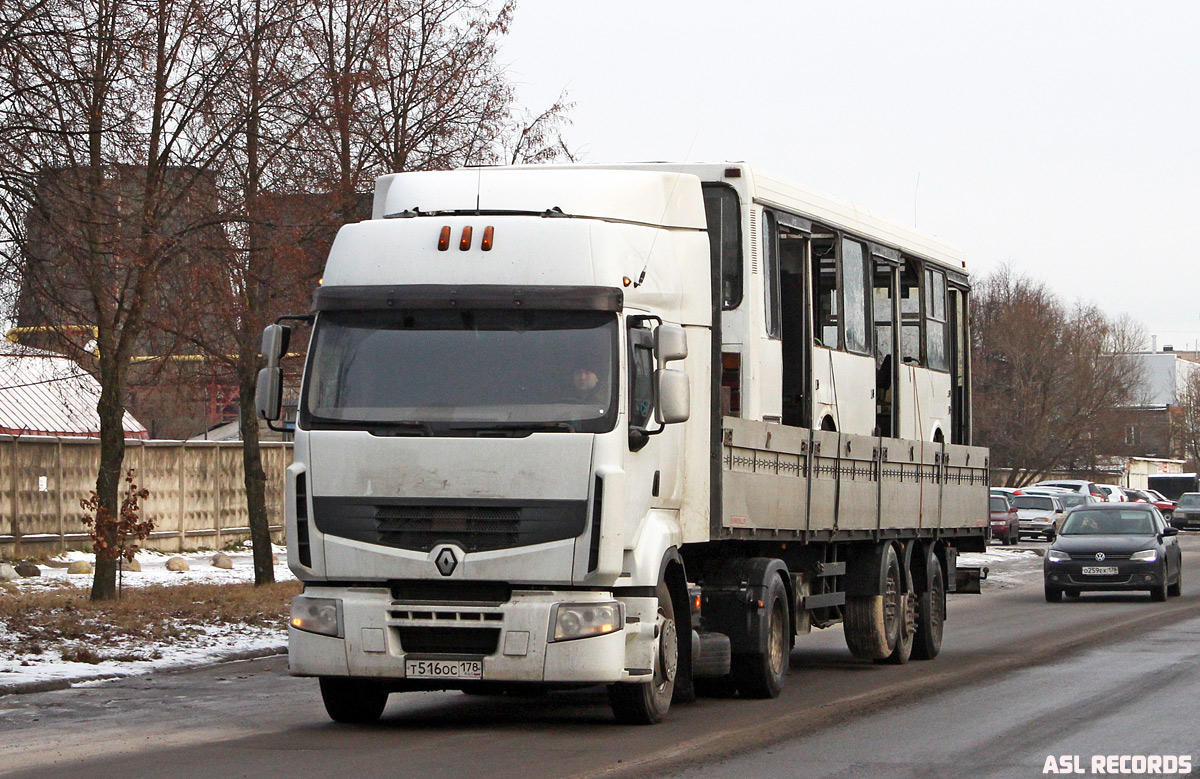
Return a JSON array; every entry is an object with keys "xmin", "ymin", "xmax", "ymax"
[
  {"xmin": 732, "ymin": 574, "xmax": 789, "ymax": 697},
  {"xmin": 845, "ymin": 545, "xmax": 903, "ymax": 661},
  {"xmin": 911, "ymin": 550, "xmax": 944, "ymax": 661}
]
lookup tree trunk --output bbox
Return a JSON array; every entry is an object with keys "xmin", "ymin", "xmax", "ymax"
[
  {"xmin": 239, "ymin": 364, "xmax": 274, "ymax": 585},
  {"xmin": 90, "ymin": 356, "xmax": 128, "ymax": 601}
]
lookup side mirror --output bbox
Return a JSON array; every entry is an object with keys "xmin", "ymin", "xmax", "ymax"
[
  {"xmin": 261, "ymin": 324, "xmax": 291, "ymax": 368},
  {"xmin": 654, "ymin": 368, "xmax": 689, "ymax": 424},
  {"xmin": 654, "ymin": 324, "xmax": 687, "ymax": 363},
  {"xmin": 1055, "ymin": 508, "xmax": 1064, "ymax": 514},
  {"xmin": 1163, "ymin": 526, "xmax": 1179, "ymax": 537},
  {"xmin": 256, "ymin": 367, "xmax": 282, "ymax": 421}
]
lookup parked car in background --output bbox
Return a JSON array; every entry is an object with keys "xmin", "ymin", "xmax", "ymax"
[
  {"xmin": 1043, "ymin": 504, "xmax": 1182, "ymax": 602},
  {"xmin": 1122, "ymin": 488, "xmax": 1176, "ymax": 521},
  {"xmin": 1170, "ymin": 492, "xmax": 1200, "ymax": 530},
  {"xmin": 1030, "ymin": 480, "xmax": 1106, "ymax": 501},
  {"xmin": 1013, "ymin": 493, "xmax": 1067, "ymax": 541},
  {"xmin": 1095, "ymin": 484, "xmax": 1126, "ymax": 502},
  {"xmin": 990, "ymin": 495, "xmax": 1020, "ymax": 545},
  {"xmin": 1026, "ymin": 491, "xmax": 1099, "ymax": 512},
  {"xmin": 991, "ymin": 487, "xmax": 1023, "ymax": 503}
]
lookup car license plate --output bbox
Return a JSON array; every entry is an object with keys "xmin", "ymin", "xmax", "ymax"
[
  {"xmin": 405, "ymin": 659, "xmax": 482, "ymax": 680},
  {"xmin": 1081, "ymin": 566, "xmax": 1119, "ymax": 575}
]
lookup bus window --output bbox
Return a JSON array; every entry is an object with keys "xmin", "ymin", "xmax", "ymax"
[
  {"xmin": 812, "ymin": 236, "xmax": 838, "ymax": 349},
  {"xmin": 763, "ymin": 210, "xmax": 780, "ymax": 339},
  {"xmin": 873, "ymin": 261, "xmax": 897, "ymax": 437},
  {"xmin": 900, "ymin": 261, "xmax": 921, "ymax": 365},
  {"xmin": 775, "ymin": 214, "xmax": 810, "ymax": 428},
  {"xmin": 842, "ymin": 238, "xmax": 870, "ymax": 355},
  {"xmin": 925, "ymin": 268, "xmax": 948, "ymax": 372},
  {"xmin": 702, "ymin": 184, "xmax": 742, "ymax": 310}
]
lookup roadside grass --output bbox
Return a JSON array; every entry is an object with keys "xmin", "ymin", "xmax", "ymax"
[{"xmin": 0, "ymin": 580, "xmax": 300, "ymax": 664}]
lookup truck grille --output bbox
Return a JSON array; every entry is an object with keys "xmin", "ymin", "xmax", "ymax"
[
  {"xmin": 397, "ymin": 626, "xmax": 500, "ymax": 655},
  {"xmin": 313, "ymin": 497, "xmax": 587, "ymax": 552}
]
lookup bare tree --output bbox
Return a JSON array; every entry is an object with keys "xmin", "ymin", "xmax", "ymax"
[
  {"xmin": 972, "ymin": 266, "xmax": 1147, "ymax": 486},
  {"xmin": 1174, "ymin": 367, "xmax": 1200, "ymax": 468},
  {"xmin": 2, "ymin": 0, "xmax": 240, "ymax": 600}
]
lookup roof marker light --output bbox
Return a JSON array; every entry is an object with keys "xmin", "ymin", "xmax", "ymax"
[
  {"xmin": 481, "ymin": 226, "xmax": 494, "ymax": 251},
  {"xmin": 437, "ymin": 226, "xmax": 451, "ymax": 251},
  {"xmin": 460, "ymin": 226, "xmax": 473, "ymax": 251}
]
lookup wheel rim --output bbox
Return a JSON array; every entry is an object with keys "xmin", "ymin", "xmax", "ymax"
[
  {"xmin": 767, "ymin": 599, "xmax": 786, "ymax": 676},
  {"xmin": 655, "ymin": 613, "xmax": 678, "ymax": 690},
  {"xmin": 883, "ymin": 561, "xmax": 901, "ymax": 638},
  {"xmin": 930, "ymin": 569, "xmax": 944, "ymax": 634}
]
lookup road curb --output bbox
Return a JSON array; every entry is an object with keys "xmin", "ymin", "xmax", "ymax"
[{"xmin": 0, "ymin": 645, "xmax": 287, "ymax": 698}]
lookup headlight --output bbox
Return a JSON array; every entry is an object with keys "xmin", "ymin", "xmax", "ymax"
[
  {"xmin": 1130, "ymin": 549, "xmax": 1158, "ymax": 562},
  {"xmin": 290, "ymin": 596, "xmax": 343, "ymax": 637},
  {"xmin": 550, "ymin": 601, "xmax": 623, "ymax": 642},
  {"xmin": 1046, "ymin": 549, "xmax": 1071, "ymax": 562}
]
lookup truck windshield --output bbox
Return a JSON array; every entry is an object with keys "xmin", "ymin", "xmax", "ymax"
[{"xmin": 301, "ymin": 309, "xmax": 618, "ymax": 434}]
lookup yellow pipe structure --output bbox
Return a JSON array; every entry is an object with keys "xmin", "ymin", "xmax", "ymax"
[{"xmin": 6, "ymin": 326, "xmax": 301, "ymax": 362}]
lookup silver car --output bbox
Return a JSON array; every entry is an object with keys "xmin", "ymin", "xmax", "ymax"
[{"xmin": 1014, "ymin": 493, "xmax": 1066, "ymax": 540}]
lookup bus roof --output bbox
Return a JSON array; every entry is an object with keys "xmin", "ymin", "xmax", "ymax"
[{"xmin": 471, "ymin": 161, "xmax": 968, "ymax": 274}]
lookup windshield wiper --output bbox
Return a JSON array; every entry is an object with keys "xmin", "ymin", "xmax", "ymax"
[
  {"xmin": 366, "ymin": 421, "xmax": 432, "ymax": 436},
  {"xmin": 449, "ymin": 422, "xmax": 576, "ymax": 435}
]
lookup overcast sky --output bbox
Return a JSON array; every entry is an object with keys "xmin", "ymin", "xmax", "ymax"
[{"xmin": 502, "ymin": 0, "xmax": 1200, "ymax": 351}]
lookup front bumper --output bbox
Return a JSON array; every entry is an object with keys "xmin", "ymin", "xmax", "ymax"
[
  {"xmin": 288, "ymin": 586, "xmax": 658, "ymax": 687},
  {"xmin": 1044, "ymin": 561, "xmax": 1164, "ymax": 592},
  {"xmin": 1019, "ymin": 518, "xmax": 1055, "ymax": 537},
  {"xmin": 1172, "ymin": 511, "xmax": 1200, "ymax": 529}
]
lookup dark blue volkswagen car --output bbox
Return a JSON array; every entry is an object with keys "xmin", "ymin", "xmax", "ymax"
[{"xmin": 1043, "ymin": 503, "xmax": 1182, "ymax": 602}]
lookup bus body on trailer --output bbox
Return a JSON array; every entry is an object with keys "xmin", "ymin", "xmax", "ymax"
[{"xmin": 258, "ymin": 163, "xmax": 989, "ymax": 725}]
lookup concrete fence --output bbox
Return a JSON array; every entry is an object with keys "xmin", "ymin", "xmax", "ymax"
[{"xmin": 0, "ymin": 435, "xmax": 292, "ymax": 559}]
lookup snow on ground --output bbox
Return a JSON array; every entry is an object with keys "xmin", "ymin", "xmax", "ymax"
[
  {"xmin": 0, "ymin": 546, "xmax": 295, "ymax": 691},
  {"xmin": 1, "ymin": 544, "xmax": 1044, "ymax": 693},
  {"xmin": 959, "ymin": 543, "xmax": 1045, "ymax": 588},
  {"xmin": 15, "ymin": 545, "xmax": 296, "ymax": 590}
]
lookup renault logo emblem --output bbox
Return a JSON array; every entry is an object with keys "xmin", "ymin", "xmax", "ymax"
[
  {"xmin": 1095, "ymin": 552, "xmax": 1106, "ymax": 562},
  {"xmin": 435, "ymin": 547, "xmax": 459, "ymax": 576}
]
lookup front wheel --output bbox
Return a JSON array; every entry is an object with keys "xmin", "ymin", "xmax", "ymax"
[
  {"xmin": 1169, "ymin": 564, "xmax": 1183, "ymax": 597},
  {"xmin": 319, "ymin": 677, "xmax": 389, "ymax": 724},
  {"xmin": 609, "ymin": 580, "xmax": 676, "ymax": 724},
  {"xmin": 1044, "ymin": 582, "xmax": 1063, "ymax": 603},
  {"xmin": 1151, "ymin": 567, "xmax": 1169, "ymax": 602}
]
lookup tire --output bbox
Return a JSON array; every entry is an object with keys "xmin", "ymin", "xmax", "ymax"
[
  {"xmin": 845, "ymin": 544, "xmax": 902, "ymax": 661},
  {"xmin": 609, "ymin": 580, "xmax": 676, "ymax": 724},
  {"xmin": 731, "ymin": 574, "xmax": 789, "ymax": 697},
  {"xmin": 319, "ymin": 677, "xmax": 389, "ymax": 724},
  {"xmin": 1169, "ymin": 564, "xmax": 1182, "ymax": 597},
  {"xmin": 1152, "ymin": 566, "xmax": 1169, "ymax": 602},
  {"xmin": 880, "ymin": 570, "xmax": 916, "ymax": 665},
  {"xmin": 1044, "ymin": 582, "xmax": 1063, "ymax": 602},
  {"xmin": 912, "ymin": 549, "xmax": 945, "ymax": 661}
]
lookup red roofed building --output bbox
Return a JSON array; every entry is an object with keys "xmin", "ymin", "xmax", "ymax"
[{"xmin": 0, "ymin": 341, "xmax": 147, "ymax": 439}]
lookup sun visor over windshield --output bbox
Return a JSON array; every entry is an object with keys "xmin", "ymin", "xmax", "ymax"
[{"xmin": 314, "ymin": 284, "xmax": 623, "ymax": 312}]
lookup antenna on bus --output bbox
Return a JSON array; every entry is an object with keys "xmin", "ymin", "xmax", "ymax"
[
  {"xmin": 632, "ymin": 131, "xmax": 702, "ymax": 289},
  {"xmin": 913, "ymin": 172, "xmax": 921, "ymax": 228}
]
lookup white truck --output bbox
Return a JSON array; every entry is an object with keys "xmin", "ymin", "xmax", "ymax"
[{"xmin": 257, "ymin": 163, "xmax": 989, "ymax": 725}]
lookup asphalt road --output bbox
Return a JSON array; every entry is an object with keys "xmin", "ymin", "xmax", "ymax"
[{"xmin": 3, "ymin": 537, "xmax": 1200, "ymax": 779}]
